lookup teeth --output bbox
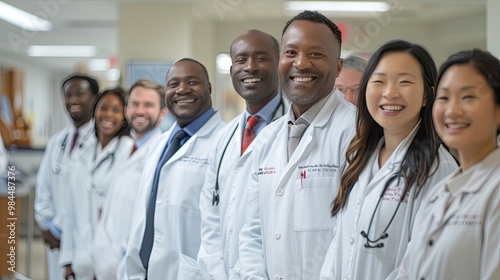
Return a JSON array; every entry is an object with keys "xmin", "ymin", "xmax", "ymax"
[
  {"xmin": 293, "ymin": 77, "xmax": 313, "ymax": 83},
  {"xmin": 100, "ymin": 120, "xmax": 115, "ymax": 128},
  {"xmin": 177, "ymin": 99, "xmax": 194, "ymax": 104},
  {"xmin": 381, "ymin": 105, "xmax": 404, "ymax": 112},
  {"xmin": 243, "ymin": 78, "xmax": 261, "ymax": 83},
  {"xmin": 446, "ymin": 123, "xmax": 468, "ymax": 129},
  {"xmin": 71, "ymin": 105, "xmax": 82, "ymax": 109},
  {"xmin": 134, "ymin": 117, "xmax": 146, "ymax": 121}
]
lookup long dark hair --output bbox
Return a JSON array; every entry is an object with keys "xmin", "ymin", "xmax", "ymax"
[
  {"xmin": 94, "ymin": 87, "xmax": 130, "ymax": 138},
  {"xmin": 437, "ymin": 49, "xmax": 500, "ymax": 135},
  {"xmin": 331, "ymin": 40, "xmax": 440, "ymax": 216}
]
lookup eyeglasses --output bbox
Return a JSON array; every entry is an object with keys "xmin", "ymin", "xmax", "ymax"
[{"xmin": 338, "ymin": 86, "xmax": 359, "ymax": 95}]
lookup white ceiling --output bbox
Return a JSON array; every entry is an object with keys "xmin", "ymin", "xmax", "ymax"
[{"xmin": 0, "ymin": 0, "xmax": 486, "ymax": 72}]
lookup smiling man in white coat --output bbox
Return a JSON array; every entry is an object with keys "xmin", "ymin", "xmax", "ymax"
[
  {"xmin": 123, "ymin": 58, "xmax": 224, "ymax": 280},
  {"xmin": 238, "ymin": 11, "xmax": 356, "ymax": 280},
  {"xmin": 91, "ymin": 79, "xmax": 167, "ymax": 279},
  {"xmin": 34, "ymin": 74, "xmax": 98, "ymax": 280},
  {"xmin": 198, "ymin": 30, "xmax": 287, "ymax": 280}
]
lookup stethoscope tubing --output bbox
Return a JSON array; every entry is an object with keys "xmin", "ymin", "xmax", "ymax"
[{"xmin": 212, "ymin": 98, "xmax": 285, "ymax": 206}]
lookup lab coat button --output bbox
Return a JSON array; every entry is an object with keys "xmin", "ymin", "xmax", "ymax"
[
  {"xmin": 276, "ymin": 188, "xmax": 284, "ymax": 196},
  {"xmin": 428, "ymin": 239, "xmax": 433, "ymax": 246},
  {"xmin": 274, "ymin": 275, "xmax": 282, "ymax": 280},
  {"xmin": 356, "ymin": 198, "xmax": 361, "ymax": 205},
  {"xmin": 350, "ymin": 237, "xmax": 354, "ymax": 245},
  {"xmin": 273, "ymin": 231, "xmax": 281, "ymax": 240}
]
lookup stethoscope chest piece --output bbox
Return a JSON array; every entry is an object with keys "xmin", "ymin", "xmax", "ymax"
[
  {"xmin": 212, "ymin": 190, "xmax": 220, "ymax": 206},
  {"xmin": 52, "ymin": 164, "xmax": 61, "ymax": 174}
]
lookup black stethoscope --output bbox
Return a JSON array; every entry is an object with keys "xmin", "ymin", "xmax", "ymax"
[
  {"xmin": 360, "ymin": 173, "xmax": 405, "ymax": 249},
  {"xmin": 52, "ymin": 129, "xmax": 93, "ymax": 174},
  {"xmin": 212, "ymin": 98, "xmax": 286, "ymax": 206}
]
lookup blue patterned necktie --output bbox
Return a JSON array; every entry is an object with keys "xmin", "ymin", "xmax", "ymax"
[{"xmin": 139, "ymin": 129, "xmax": 188, "ymax": 269}]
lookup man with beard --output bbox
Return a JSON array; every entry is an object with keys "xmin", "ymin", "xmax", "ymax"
[
  {"xmin": 35, "ymin": 74, "xmax": 98, "ymax": 280},
  {"xmin": 198, "ymin": 30, "xmax": 286, "ymax": 279},
  {"xmin": 91, "ymin": 79, "xmax": 167, "ymax": 279}
]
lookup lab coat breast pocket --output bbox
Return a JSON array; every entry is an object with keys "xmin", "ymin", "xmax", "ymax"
[
  {"xmin": 167, "ymin": 169, "xmax": 206, "ymax": 210},
  {"xmin": 293, "ymin": 177, "xmax": 338, "ymax": 231}
]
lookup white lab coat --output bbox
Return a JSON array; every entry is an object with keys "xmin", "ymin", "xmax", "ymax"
[
  {"xmin": 35, "ymin": 122, "xmax": 94, "ymax": 280},
  {"xmin": 123, "ymin": 112, "xmax": 224, "ymax": 280},
  {"xmin": 198, "ymin": 100, "xmax": 286, "ymax": 280},
  {"xmin": 319, "ymin": 123, "xmax": 458, "ymax": 280},
  {"xmin": 92, "ymin": 130, "xmax": 162, "ymax": 280},
  {"xmin": 397, "ymin": 147, "xmax": 500, "ymax": 280},
  {"xmin": 60, "ymin": 134, "xmax": 133, "ymax": 279},
  {"xmin": 239, "ymin": 90, "xmax": 356, "ymax": 280},
  {"xmin": 0, "ymin": 134, "xmax": 7, "ymax": 173}
]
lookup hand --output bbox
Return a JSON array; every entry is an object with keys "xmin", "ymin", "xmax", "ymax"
[
  {"xmin": 42, "ymin": 230, "xmax": 60, "ymax": 249},
  {"xmin": 65, "ymin": 265, "xmax": 75, "ymax": 280}
]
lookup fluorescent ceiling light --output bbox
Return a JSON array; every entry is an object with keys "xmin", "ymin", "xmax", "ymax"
[
  {"xmin": 88, "ymin": 59, "xmax": 110, "ymax": 71},
  {"xmin": 216, "ymin": 53, "xmax": 231, "ymax": 74},
  {"xmin": 106, "ymin": 69, "xmax": 120, "ymax": 81},
  {"xmin": 0, "ymin": 1, "xmax": 52, "ymax": 31},
  {"xmin": 28, "ymin": 46, "xmax": 97, "ymax": 57},
  {"xmin": 283, "ymin": 1, "xmax": 390, "ymax": 12}
]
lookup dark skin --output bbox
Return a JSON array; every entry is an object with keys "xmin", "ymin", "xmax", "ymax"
[
  {"xmin": 63, "ymin": 78, "xmax": 97, "ymax": 128},
  {"xmin": 230, "ymin": 30, "xmax": 280, "ymax": 114},
  {"xmin": 44, "ymin": 78, "xmax": 98, "ymax": 248},
  {"xmin": 61, "ymin": 78, "xmax": 96, "ymax": 279},
  {"xmin": 42, "ymin": 230, "xmax": 60, "ymax": 249}
]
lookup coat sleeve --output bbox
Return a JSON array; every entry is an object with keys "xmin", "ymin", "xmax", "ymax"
[
  {"xmin": 480, "ymin": 187, "xmax": 500, "ymax": 280},
  {"xmin": 34, "ymin": 135, "xmax": 58, "ymax": 230},
  {"xmin": 198, "ymin": 139, "xmax": 228, "ymax": 280},
  {"xmin": 238, "ymin": 152, "xmax": 268, "ymax": 280},
  {"xmin": 58, "ymin": 166, "xmax": 76, "ymax": 267}
]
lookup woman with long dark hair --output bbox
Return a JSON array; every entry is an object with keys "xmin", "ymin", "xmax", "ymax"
[
  {"xmin": 320, "ymin": 40, "xmax": 457, "ymax": 280},
  {"xmin": 397, "ymin": 49, "xmax": 500, "ymax": 280}
]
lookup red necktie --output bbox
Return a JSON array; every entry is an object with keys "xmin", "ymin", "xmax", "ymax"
[
  {"xmin": 241, "ymin": 116, "xmax": 259, "ymax": 155},
  {"xmin": 69, "ymin": 129, "xmax": 79, "ymax": 155},
  {"xmin": 130, "ymin": 144, "xmax": 138, "ymax": 156}
]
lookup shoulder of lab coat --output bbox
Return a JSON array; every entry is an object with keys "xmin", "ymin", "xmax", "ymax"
[
  {"xmin": 123, "ymin": 111, "xmax": 224, "ymax": 280},
  {"xmin": 398, "ymin": 149, "xmax": 498, "ymax": 279},
  {"xmin": 34, "ymin": 126, "xmax": 70, "ymax": 230},
  {"xmin": 198, "ymin": 114, "xmax": 243, "ymax": 280}
]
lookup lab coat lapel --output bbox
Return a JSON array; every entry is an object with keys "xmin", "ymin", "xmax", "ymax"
[
  {"xmin": 166, "ymin": 112, "xmax": 222, "ymax": 164},
  {"xmin": 235, "ymin": 113, "xmax": 246, "ymax": 155},
  {"xmin": 123, "ymin": 132, "xmax": 162, "ymax": 170},
  {"xmin": 280, "ymin": 91, "xmax": 339, "ymax": 185},
  {"xmin": 362, "ymin": 123, "xmax": 419, "ymax": 196},
  {"xmin": 428, "ymin": 149, "xmax": 500, "ymax": 234},
  {"xmin": 426, "ymin": 177, "xmax": 457, "ymax": 235},
  {"xmin": 141, "ymin": 131, "xmax": 172, "ymax": 192},
  {"xmin": 91, "ymin": 137, "xmax": 118, "ymax": 171}
]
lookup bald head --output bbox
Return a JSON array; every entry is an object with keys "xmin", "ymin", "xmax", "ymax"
[
  {"xmin": 229, "ymin": 30, "xmax": 280, "ymax": 114},
  {"xmin": 230, "ymin": 30, "xmax": 279, "ymax": 58}
]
